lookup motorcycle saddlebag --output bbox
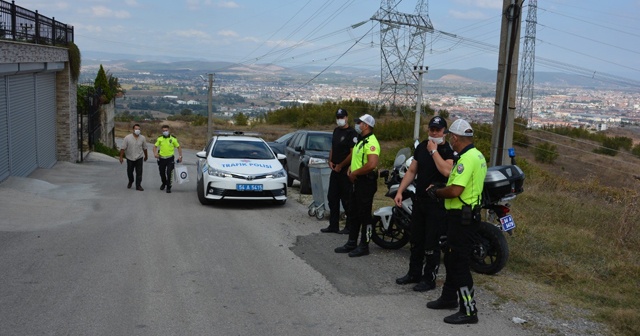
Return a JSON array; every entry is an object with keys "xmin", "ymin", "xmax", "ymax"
[{"xmin": 483, "ymin": 165, "xmax": 525, "ymax": 203}]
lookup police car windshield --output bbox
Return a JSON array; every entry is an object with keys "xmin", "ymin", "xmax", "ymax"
[{"xmin": 212, "ymin": 140, "xmax": 275, "ymax": 160}]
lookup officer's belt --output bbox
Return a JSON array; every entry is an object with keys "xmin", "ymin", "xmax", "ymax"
[{"xmin": 159, "ymin": 155, "xmax": 174, "ymax": 159}]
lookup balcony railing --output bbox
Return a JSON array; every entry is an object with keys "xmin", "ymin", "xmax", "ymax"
[{"xmin": 0, "ymin": 0, "xmax": 73, "ymax": 46}]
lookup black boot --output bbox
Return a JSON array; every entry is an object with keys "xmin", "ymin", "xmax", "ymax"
[
  {"xmin": 413, "ymin": 279, "xmax": 436, "ymax": 292},
  {"xmin": 426, "ymin": 296, "xmax": 458, "ymax": 310},
  {"xmin": 395, "ymin": 273, "xmax": 421, "ymax": 285},
  {"xmin": 321, "ymin": 225, "xmax": 339, "ymax": 233},
  {"xmin": 455, "ymin": 286, "xmax": 478, "ymax": 319},
  {"xmin": 348, "ymin": 243, "xmax": 369, "ymax": 257},
  {"xmin": 444, "ymin": 311, "xmax": 478, "ymax": 324},
  {"xmin": 334, "ymin": 240, "xmax": 357, "ymax": 253}
]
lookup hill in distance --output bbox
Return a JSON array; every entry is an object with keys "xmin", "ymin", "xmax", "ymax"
[{"xmin": 81, "ymin": 51, "xmax": 630, "ymax": 89}]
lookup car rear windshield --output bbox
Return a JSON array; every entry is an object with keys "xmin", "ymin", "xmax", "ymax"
[
  {"xmin": 212, "ymin": 140, "xmax": 275, "ymax": 160},
  {"xmin": 306, "ymin": 134, "xmax": 332, "ymax": 151}
]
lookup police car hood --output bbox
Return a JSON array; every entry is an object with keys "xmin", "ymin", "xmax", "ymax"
[{"xmin": 209, "ymin": 158, "xmax": 283, "ymax": 174}]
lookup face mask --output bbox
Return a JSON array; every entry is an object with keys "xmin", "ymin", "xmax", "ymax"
[
  {"xmin": 355, "ymin": 124, "xmax": 362, "ymax": 134},
  {"xmin": 336, "ymin": 119, "xmax": 346, "ymax": 127},
  {"xmin": 162, "ymin": 131, "xmax": 169, "ymax": 137},
  {"xmin": 428, "ymin": 136, "xmax": 444, "ymax": 145},
  {"xmin": 134, "ymin": 129, "xmax": 141, "ymax": 135}
]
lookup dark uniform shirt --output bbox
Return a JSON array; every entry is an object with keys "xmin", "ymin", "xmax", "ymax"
[
  {"xmin": 413, "ymin": 140, "xmax": 455, "ymax": 198},
  {"xmin": 331, "ymin": 126, "xmax": 358, "ymax": 166}
]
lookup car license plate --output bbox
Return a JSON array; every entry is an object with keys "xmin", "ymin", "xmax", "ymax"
[
  {"xmin": 500, "ymin": 214, "xmax": 515, "ymax": 231},
  {"xmin": 236, "ymin": 184, "xmax": 263, "ymax": 192}
]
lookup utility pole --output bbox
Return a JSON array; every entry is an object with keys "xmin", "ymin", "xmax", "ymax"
[
  {"xmin": 413, "ymin": 65, "xmax": 428, "ymax": 140},
  {"xmin": 207, "ymin": 73, "xmax": 214, "ymax": 139},
  {"xmin": 491, "ymin": 0, "xmax": 524, "ymax": 166}
]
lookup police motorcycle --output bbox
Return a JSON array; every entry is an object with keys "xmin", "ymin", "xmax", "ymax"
[{"xmin": 372, "ymin": 146, "xmax": 524, "ymax": 275}]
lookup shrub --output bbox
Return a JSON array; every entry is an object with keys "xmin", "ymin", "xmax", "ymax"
[
  {"xmin": 593, "ymin": 137, "xmax": 621, "ymax": 156},
  {"xmin": 94, "ymin": 141, "xmax": 119, "ymax": 157},
  {"xmin": 533, "ymin": 142, "xmax": 559, "ymax": 163},
  {"xmin": 632, "ymin": 144, "xmax": 640, "ymax": 159}
]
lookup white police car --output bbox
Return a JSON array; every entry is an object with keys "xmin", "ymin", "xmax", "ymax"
[{"xmin": 196, "ymin": 132, "xmax": 288, "ymax": 205}]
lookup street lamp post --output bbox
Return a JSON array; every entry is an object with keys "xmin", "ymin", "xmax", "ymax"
[{"xmin": 413, "ymin": 65, "xmax": 428, "ymax": 140}]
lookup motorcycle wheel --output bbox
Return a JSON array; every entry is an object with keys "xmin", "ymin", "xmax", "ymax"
[
  {"xmin": 371, "ymin": 215, "xmax": 410, "ymax": 250},
  {"xmin": 470, "ymin": 221, "xmax": 509, "ymax": 275}
]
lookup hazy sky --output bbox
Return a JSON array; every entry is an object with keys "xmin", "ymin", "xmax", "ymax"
[{"xmin": 16, "ymin": 0, "xmax": 640, "ymax": 81}]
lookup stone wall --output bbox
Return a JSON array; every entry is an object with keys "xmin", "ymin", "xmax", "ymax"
[{"xmin": 0, "ymin": 41, "xmax": 68, "ymax": 63}]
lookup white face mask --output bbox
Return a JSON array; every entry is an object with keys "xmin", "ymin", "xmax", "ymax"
[
  {"xmin": 428, "ymin": 136, "xmax": 444, "ymax": 145},
  {"xmin": 162, "ymin": 131, "xmax": 169, "ymax": 137},
  {"xmin": 336, "ymin": 119, "xmax": 346, "ymax": 127},
  {"xmin": 134, "ymin": 129, "xmax": 141, "ymax": 135},
  {"xmin": 355, "ymin": 124, "xmax": 362, "ymax": 134}
]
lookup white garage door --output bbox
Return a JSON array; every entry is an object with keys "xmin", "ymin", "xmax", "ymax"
[{"xmin": 0, "ymin": 72, "xmax": 57, "ymax": 179}]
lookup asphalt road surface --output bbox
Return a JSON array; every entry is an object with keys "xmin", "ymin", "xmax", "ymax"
[{"xmin": 0, "ymin": 148, "xmax": 535, "ymax": 336}]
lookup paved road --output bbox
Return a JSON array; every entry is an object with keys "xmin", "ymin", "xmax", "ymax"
[{"xmin": 0, "ymin": 148, "xmax": 534, "ymax": 336}]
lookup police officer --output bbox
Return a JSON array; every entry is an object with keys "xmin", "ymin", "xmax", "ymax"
[
  {"xmin": 334, "ymin": 114, "xmax": 380, "ymax": 257},
  {"xmin": 153, "ymin": 125, "xmax": 183, "ymax": 194},
  {"xmin": 321, "ymin": 108, "xmax": 358, "ymax": 234},
  {"xmin": 395, "ymin": 116, "xmax": 454, "ymax": 291},
  {"xmin": 426, "ymin": 119, "xmax": 487, "ymax": 325}
]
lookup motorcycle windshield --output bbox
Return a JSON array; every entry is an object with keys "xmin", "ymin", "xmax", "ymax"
[{"xmin": 394, "ymin": 148, "xmax": 412, "ymax": 168}]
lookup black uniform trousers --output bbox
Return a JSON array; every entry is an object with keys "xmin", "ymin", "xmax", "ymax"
[
  {"xmin": 327, "ymin": 169, "xmax": 351, "ymax": 229},
  {"xmin": 347, "ymin": 176, "xmax": 377, "ymax": 245},
  {"xmin": 408, "ymin": 197, "xmax": 447, "ymax": 282},
  {"xmin": 158, "ymin": 156, "xmax": 175, "ymax": 187},
  {"xmin": 126, "ymin": 158, "xmax": 143, "ymax": 188},
  {"xmin": 441, "ymin": 210, "xmax": 479, "ymax": 316}
]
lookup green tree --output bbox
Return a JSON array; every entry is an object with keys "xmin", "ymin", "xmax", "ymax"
[
  {"xmin": 534, "ymin": 142, "xmax": 559, "ymax": 164},
  {"xmin": 94, "ymin": 64, "xmax": 113, "ymax": 104},
  {"xmin": 235, "ymin": 112, "xmax": 248, "ymax": 126}
]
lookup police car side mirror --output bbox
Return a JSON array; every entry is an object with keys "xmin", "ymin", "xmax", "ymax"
[{"xmin": 196, "ymin": 151, "xmax": 207, "ymax": 159}]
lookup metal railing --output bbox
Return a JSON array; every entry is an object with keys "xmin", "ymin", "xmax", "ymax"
[{"xmin": 0, "ymin": 0, "xmax": 73, "ymax": 45}]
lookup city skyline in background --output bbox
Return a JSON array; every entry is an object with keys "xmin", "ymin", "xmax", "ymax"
[{"xmin": 17, "ymin": 0, "xmax": 640, "ymax": 83}]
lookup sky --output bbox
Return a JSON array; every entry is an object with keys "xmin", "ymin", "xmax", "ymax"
[{"xmin": 15, "ymin": 0, "xmax": 640, "ymax": 83}]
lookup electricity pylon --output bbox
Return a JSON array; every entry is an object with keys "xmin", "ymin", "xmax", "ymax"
[
  {"xmin": 517, "ymin": 0, "xmax": 537, "ymax": 123},
  {"xmin": 371, "ymin": 0, "xmax": 432, "ymax": 110}
]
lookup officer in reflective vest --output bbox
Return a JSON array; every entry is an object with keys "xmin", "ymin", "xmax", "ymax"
[
  {"xmin": 425, "ymin": 118, "xmax": 487, "ymax": 325},
  {"xmin": 334, "ymin": 114, "xmax": 380, "ymax": 257},
  {"xmin": 153, "ymin": 124, "xmax": 183, "ymax": 193}
]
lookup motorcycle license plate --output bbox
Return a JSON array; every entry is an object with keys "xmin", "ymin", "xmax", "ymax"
[{"xmin": 500, "ymin": 214, "xmax": 515, "ymax": 231}]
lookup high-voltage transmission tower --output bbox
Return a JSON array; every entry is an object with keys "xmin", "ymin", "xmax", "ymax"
[
  {"xmin": 371, "ymin": 0, "xmax": 433, "ymax": 110},
  {"xmin": 517, "ymin": 0, "xmax": 537, "ymax": 123}
]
